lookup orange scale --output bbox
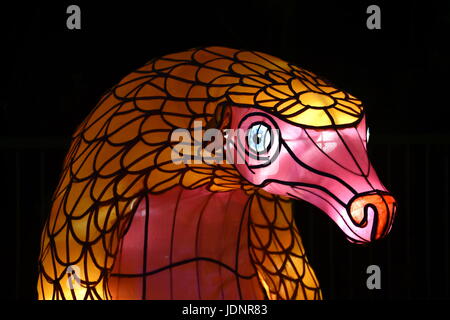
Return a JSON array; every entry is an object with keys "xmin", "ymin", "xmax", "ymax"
[
  {"xmin": 229, "ymin": 93, "xmax": 256, "ymax": 106},
  {"xmin": 114, "ymin": 79, "xmax": 149, "ymax": 98},
  {"xmin": 242, "ymin": 76, "xmax": 270, "ymax": 87},
  {"xmin": 157, "ymin": 150, "xmax": 187, "ymax": 172},
  {"xmin": 107, "ymin": 116, "xmax": 144, "ymax": 145},
  {"xmin": 265, "ymin": 84, "xmax": 293, "ymax": 99},
  {"xmin": 266, "ymin": 72, "xmax": 286, "ymax": 84},
  {"xmin": 148, "ymin": 172, "xmax": 181, "ymax": 193},
  {"xmin": 254, "ymin": 52, "xmax": 291, "ymax": 71},
  {"xmin": 211, "ymin": 75, "xmax": 240, "ymax": 86},
  {"xmin": 65, "ymin": 181, "xmax": 95, "ymax": 217},
  {"xmin": 302, "ymin": 81, "xmax": 322, "ymax": 93},
  {"xmin": 257, "ymin": 101, "xmax": 278, "ymax": 108},
  {"xmin": 328, "ymin": 107, "xmax": 360, "ymax": 125},
  {"xmin": 317, "ymin": 78, "xmax": 328, "ymax": 85},
  {"xmin": 135, "ymin": 62, "xmax": 154, "ymax": 73},
  {"xmin": 336, "ymin": 99, "xmax": 362, "ymax": 113},
  {"xmin": 72, "ymin": 145, "xmax": 100, "ymax": 180},
  {"xmin": 204, "ymin": 58, "xmax": 234, "ymax": 73},
  {"xmin": 236, "ymin": 51, "xmax": 270, "ymax": 66},
  {"xmin": 330, "ymin": 91, "xmax": 346, "ymax": 99},
  {"xmin": 166, "ymin": 77, "xmax": 193, "ymax": 98},
  {"xmin": 192, "ymin": 167, "xmax": 214, "ymax": 175},
  {"xmin": 333, "ymin": 104, "xmax": 360, "ymax": 117},
  {"xmin": 162, "ymin": 50, "xmax": 194, "ymax": 62},
  {"xmin": 229, "ymin": 84, "xmax": 260, "ymax": 94},
  {"xmin": 162, "ymin": 113, "xmax": 192, "ymax": 128},
  {"xmin": 135, "ymin": 82, "xmax": 167, "ymax": 99},
  {"xmin": 231, "ymin": 62, "xmax": 262, "ymax": 76},
  {"xmin": 205, "ymin": 46, "xmax": 238, "ymax": 58},
  {"xmin": 217, "ymin": 168, "xmax": 241, "ymax": 178},
  {"xmin": 144, "ymin": 170, "xmax": 167, "ymax": 191},
  {"xmin": 290, "ymin": 78, "xmax": 309, "ymax": 94},
  {"xmin": 82, "ymin": 107, "xmax": 115, "ymax": 141},
  {"xmin": 187, "ymin": 84, "xmax": 208, "ymax": 100},
  {"xmin": 317, "ymin": 85, "xmax": 338, "ymax": 94},
  {"xmin": 197, "ymin": 66, "xmax": 227, "ymax": 83},
  {"xmin": 116, "ymin": 100, "xmax": 138, "ymax": 114},
  {"xmin": 126, "ymin": 150, "xmax": 159, "ymax": 173},
  {"xmin": 256, "ymin": 90, "xmax": 277, "ymax": 102},
  {"xmin": 132, "ymin": 97, "xmax": 166, "ymax": 111},
  {"xmin": 185, "ymin": 177, "xmax": 211, "ymax": 190},
  {"xmin": 154, "ymin": 58, "xmax": 183, "ymax": 71},
  {"xmin": 277, "ymin": 101, "xmax": 304, "ymax": 116},
  {"xmin": 288, "ymin": 108, "xmax": 332, "ymax": 127},
  {"xmin": 181, "ymin": 170, "xmax": 211, "ymax": 188},
  {"xmin": 161, "ymin": 100, "xmax": 192, "ymax": 116},
  {"xmin": 141, "ymin": 115, "xmax": 172, "ymax": 133},
  {"xmin": 209, "ymin": 184, "xmax": 234, "ymax": 192},
  {"xmin": 292, "ymin": 69, "xmax": 306, "ymax": 79},
  {"xmin": 204, "ymin": 101, "xmax": 220, "ymax": 117},
  {"xmin": 207, "ymin": 85, "xmax": 230, "ymax": 99},
  {"xmin": 192, "ymin": 49, "xmax": 223, "ymax": 64},
  {"xmin": 94, "ymin": 204, "xmax": 119, "ymax": 234},
  {"xmin": 301, "ymin": 70, "xmax": 321, "ymax": 83},
  {"xmin": 349, "ymin": 98, "xmax": 363, "ymax": 106},
  {"xmin": 94, "ymin": 142, "xmax": 123, "ymax": 172},
  {"xmin": 141, "ymin": 130, "xmax": 171, "ymax": 146},
  {"xmin": 149, "ymin": 76, "xmax": 166, "ymax": 89},
  {"xmin": 187, "ymin": 100, "xmax": 208, "ymax": 115},
  {"xmin": 298, "ymin": 92, "xmax": 334, "ymax": 108},
  {"xmin": 213, "ymin": 170, "xmax": 240, "ymax": 180},
  {"xmin": 251, "ymin": 225, "xmax": 271, "ymax": 247},
  {"xmin": 271, "ymin": 70, "xmax": 292, "ymax": 82},
  {"xmin": 169, "ymin": 64, "xmax": 199, "ymax": 81},
  {"xmin": 122, "ymin": 141, "xmax": 156, "ymax": 168}
]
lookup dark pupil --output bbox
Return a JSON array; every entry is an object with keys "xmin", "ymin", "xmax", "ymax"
[{"xmin": 253, "ymin": 134, "xmax": 261, "ymax": 145}]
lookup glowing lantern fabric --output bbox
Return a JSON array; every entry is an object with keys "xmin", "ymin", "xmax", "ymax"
[{"xmin": 37, "ymin": 46, "xmax": 396, "ymax": 300}]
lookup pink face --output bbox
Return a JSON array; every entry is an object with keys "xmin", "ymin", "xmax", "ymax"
[{"xmin": 229, "ymin": 107, "xmax": 397, "ymax": 244}]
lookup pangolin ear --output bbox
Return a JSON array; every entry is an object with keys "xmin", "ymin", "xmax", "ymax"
[{"xmin": 208, "ymin": 103, "xmax": 232, "ymax": 130}]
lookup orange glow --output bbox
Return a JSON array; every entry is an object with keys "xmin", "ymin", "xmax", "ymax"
[
  {"xmin": 349, "ymin": 193, "xmax": 397, "ymax": 239},
  {"xmin": 38, "ymin": 46, "xmax": 366, "ymax": 300}
]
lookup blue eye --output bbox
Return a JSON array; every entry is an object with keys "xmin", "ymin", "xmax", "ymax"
[{"xmin": 247, "ymin": 123, "xmax": 271, "ymax": 153}]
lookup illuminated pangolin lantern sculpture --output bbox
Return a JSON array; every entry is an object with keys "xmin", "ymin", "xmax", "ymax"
[{"xmin": 37, "ymin": 46, "xmax": 397, "ymax": 300}]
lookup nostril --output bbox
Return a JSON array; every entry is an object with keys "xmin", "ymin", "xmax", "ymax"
[
  {"xmin": 349, "ymin": 202, "xmax": 372, "ymax": 227},
  {"xmin": 347, "ymin": 192, "xmax": 396, "ymax": 237}
]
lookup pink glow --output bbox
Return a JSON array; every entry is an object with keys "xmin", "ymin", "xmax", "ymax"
[
  {"xmin": 230, "ymin": 107, "xmax": 397, "ymax": 243},
  {"xmin": 109, "ymin": 186, "xmax": 263, "ymax": 299}
]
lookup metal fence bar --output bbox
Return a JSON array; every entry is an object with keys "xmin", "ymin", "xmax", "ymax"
[
  {"xmin": 39, "ymin": 151, "xmax": 46, "ymax": 221},
  {"xmin": 307, "ymin": 206, "xmax": 314, "ymax": 257},
  {"xmin": 15, "ymin": 151, "xmax": 21, "ymax": 300},
  {"xmin": 445, "ymin": 147, "xmax": 449, "ymax": 297},
  {"xmin": 386, "ymin": 143, "xmax": 392, "ymax": 298},
  {"xmin": 404, "ymin": 144, "xmax": 411, "ymax": 299},
  {"xmin": 347, "ymin": 236, "xmax": 353, "ymax": 299},
  {"xmin": 424, "ymin": 144, "xmax": 431, "ymax": 297},
  {"xmin": 328, "ymin": 223, "xmax": 335, "ymax": 298}
]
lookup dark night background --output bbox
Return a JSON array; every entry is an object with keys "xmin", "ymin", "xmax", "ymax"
[{"xmin": 1, "ymin": 0, "xmax": 449, "ymax": 300}]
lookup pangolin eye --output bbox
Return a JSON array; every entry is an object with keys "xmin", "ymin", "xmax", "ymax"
[{"xmin": 247, "ymin": 123, "xmax": 271, "ymax": 153}]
